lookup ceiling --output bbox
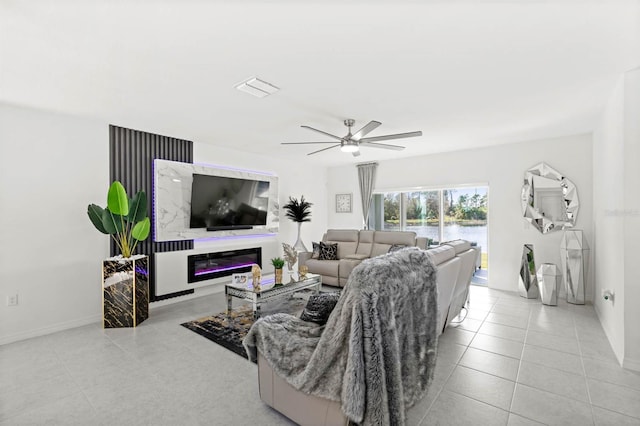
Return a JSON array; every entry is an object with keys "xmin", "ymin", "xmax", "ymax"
[{"xmin": 1, "ymin": 1, "xmax": 639, "ymax": 167}]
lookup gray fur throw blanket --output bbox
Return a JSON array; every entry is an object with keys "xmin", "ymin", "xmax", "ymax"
[{"xmin": 243, "ymin": 247, "xmax": 439, "ymax": 425}]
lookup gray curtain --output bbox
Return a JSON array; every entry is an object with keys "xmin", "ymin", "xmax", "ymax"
[{"xmin": 357, "ymin": 162, "xmax": 378, "ymax": 229}]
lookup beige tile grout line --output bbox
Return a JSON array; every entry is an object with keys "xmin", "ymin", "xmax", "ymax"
[
  {"xmin": 575, "ymin": 311, "xmax": 598, "ymax": 426},
  {"xmin": 506, "ymin": 294, "xmax": 537, "ymax": 425}
]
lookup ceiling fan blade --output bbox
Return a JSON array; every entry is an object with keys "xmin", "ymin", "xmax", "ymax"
[
  {"xmin": 307, "ymin": 144, "xmax": 341, "ymax": 156},
  {"xmin": 301, "ymin": 125, "xmax": 343, "ymax": 141},
  {"xmin": 281, "ymin": 141, "xmax": 339, "ymax": 145},
  {"xmin": 360, "ymin": 131, "xmax": 422, "ymax": 143},
  {"xmin": 359, "ymin": 141, "xmax": 406, "ymax": 151},
  {"xmin": 351, "ymin": 120, "xmax": 381, "ymax": 141}
]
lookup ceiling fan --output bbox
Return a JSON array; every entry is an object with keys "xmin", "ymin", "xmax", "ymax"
[{"xmin": 282, "ymin": 119, "xmax": 422, "ymax": 157}]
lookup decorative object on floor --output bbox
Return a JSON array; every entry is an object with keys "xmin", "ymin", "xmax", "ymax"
[
  {"xmin": 283, "ymin": 195, "xmax": 313, "ymax": 252},
  {"xmin": 519, "ymin": 244, "xmax": 539, "ymax": 299},
  {"xmin": 560, "ymin": 230, "xmax": 590, "ymax": 304},
  {"xmin": 244, "ymin": 248, "xmax": 438, "ymax": 425},
  {"xmin": 357, "ymin": 161, "xmax": 378, "ymax": 228},
  {"xmin": 271, "ymin": 257, "xmax": 285, "ymax": 285},
  {"xmin": 521, "ymin": 162, "xmax": 579, "ymax": 234},
  {"xmin": 281, "ymin": 118, "xmax": 422, "ymax": 157},
  {"xmin": 88, "ymin": 181, "xmax": 151, "ymax": 327},
  {"xmin": 335, "ymin": 193, "xmax": 352, "ymax": 213},
  {"xmin": 181, "ymin": 298, "xmax": 308, "ymax": 360},
  {"xmin": 103, "ymin": 256, "xmax": 149, "ymax": 327},
  {"xmin": 537, "ymin": 263, "xmax": 560, "ymax": 306},
  {"xmin": 282, "ymin": 243, "xmax": 297, "ymax": 272},
  {"xmin": 251, "ymin": 264, "xmax": 262, "ymax": 292}
]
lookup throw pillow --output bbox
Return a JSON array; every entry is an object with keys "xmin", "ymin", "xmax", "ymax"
[
  {"xmin": 300, "ymin": 292, "xmax": 341, "ymax": 325},
  {"xmin": 388, "ymin": 244, "xmax": 408, "ymax": 253},
  {"xmin": 311, "ymin": 242, "xmax": 321, "ymax": 259},
  {"xmin": 319, "ymin": 242, "xmax": 338, "ymax": 260}
]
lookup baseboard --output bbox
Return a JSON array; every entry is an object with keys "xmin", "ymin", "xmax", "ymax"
[
  {"xmin": 150, "ymin": 283, "xmax": 225, "ymax": 309},
  {"xmin": 623, "ymin": 356, "xmax": 640, "ymax": 372},
  {"xmin": 1, "ymin": 285, "xmax": 226, "ymax": 346},
  {"xmin": 0, "ymin": 314, "xmax": 102, "ymax": 346}
]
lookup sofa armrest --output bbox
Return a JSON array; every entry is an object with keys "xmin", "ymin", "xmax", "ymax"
[
  {"xmin": 298, "ymin": 251, "xmax": 312, "ymax": 266},
  {"xmin": 416, "ymin": 237, "xmax": 429, "ymax": 250},
  {"xmin": 257, "ymin": 352, "xmax": 347, "ymax": 425}
]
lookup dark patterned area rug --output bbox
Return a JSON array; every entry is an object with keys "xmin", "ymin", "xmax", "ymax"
[{"xmin": 181, "ymin": 297, "xmax": 307, "ymax": 360}]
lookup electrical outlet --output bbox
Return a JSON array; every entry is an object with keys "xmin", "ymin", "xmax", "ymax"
[{"xmin": 6, "ymin": 294, "xmax": 18, "ymax": 306}]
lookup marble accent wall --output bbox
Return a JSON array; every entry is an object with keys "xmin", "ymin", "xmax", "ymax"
[{"xmin": 154, "ymin": 159, "xmax": 279, "ymax": 242}]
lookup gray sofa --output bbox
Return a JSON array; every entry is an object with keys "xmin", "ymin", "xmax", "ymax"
[
  {"xmin": 298, "ymin": 229, "xmax": 428, "ymax": 287},
  {"xmin": 256, "ymin": 236, "xmax": 478, "ymax": 425}
]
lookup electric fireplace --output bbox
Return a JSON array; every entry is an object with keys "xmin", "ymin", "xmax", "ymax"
[{"xmin": 187, "ymin": 247, "xmax": 261, "ymax": 284}]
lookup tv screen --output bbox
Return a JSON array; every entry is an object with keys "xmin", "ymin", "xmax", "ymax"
[{"xmin": 189, "ymin": 173, "xmax": 270, "ymax": 230}]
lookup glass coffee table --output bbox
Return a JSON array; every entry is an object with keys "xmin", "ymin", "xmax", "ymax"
[{"xmin": 225, "ymin": 273, "xmax": 322, "ymax": 319}]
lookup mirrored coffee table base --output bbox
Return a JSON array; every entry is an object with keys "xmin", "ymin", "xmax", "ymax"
[{"xmin": 225, "ymin": 273, "xmax": 321, "ymax": 319}]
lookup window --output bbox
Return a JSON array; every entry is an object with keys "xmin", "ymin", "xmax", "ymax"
[
  {"xmin": 404, "ymin": 191, "xmax": 439, "ymax": 241},
  {"xmin": 370, "ymin": 187, "xmax": 488, "ymax": 271}
]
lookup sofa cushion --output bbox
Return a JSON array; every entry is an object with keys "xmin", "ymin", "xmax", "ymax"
[
  {"xmin": 305, "ymin": 258, "xmax": 339, "ymax": 277},
  {"xmin": 370, "ymin": 231, "xmax": 417, "ymax": 257},
  {"xmin": 343, "ymin": 253, "xmax": 369, "ymax": 261},
  {"xmin": 324, "ymin": 229, "xmax": 359, "ymax": 258},
  {"xmin": 339, "ymin": 258, "xmax": 363, "ymax": 281},
  {"xmin": 388, "ymin": 244, "xmax": 409, "ymax": 253},
  {"xmin": 300, "ymin": 292, "xmax": 341, "ymax": 325},
  {"xmin": 319, "ymin": 242, "xmax": 338, "ymax": 260},
  {"xmin": 443, "ymin": 239, "xmax": 472, "ymax": 254},
  {"xmin": 355, "ymin": 230, "xmax": 375, "ymax": 256},
  {"xmin": 426, "ymin": 245, "xmax": 456, "ymax": 265},
  {"xmin": 311, "ymin": 242, "xmax": 321, "ymax": 259}
]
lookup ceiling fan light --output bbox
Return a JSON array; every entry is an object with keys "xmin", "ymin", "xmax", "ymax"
[{"xmin": 340, "ymin": 143, "xmax": 359, "ymax": 153}]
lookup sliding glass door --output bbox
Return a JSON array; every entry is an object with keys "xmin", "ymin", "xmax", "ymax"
[{"xmin": 370, "ymin": 186, "xmax": 488, "ymax": 278}]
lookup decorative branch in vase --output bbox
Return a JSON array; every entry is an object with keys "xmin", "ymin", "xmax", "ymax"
[{"xmin": 283, "ymin": 195, "xmax": 312, "ymax": 252}]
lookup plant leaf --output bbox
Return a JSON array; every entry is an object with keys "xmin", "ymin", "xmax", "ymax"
[
  {"xmin": 87, "ymin": 204, "xmax": 108, "ymax": 234},
  {"xmin": 283, "ymin": 195, "xmax": 313, "ymax": 222},
  {"xmin": 127, "ymin": 191, "xmax": 147, "ymax": 223},
  {"xmin": 131, "ymin": 217, "xmax": 151, "ymax": 241},
  {"xmin": 107, "ymin": 181, "xmax": 129, "ymax": 216},
  {"xmin": 102, "ymin": 209, "xmax": 124, "ymax": 234}
]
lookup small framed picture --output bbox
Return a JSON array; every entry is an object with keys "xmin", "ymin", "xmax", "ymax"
[
  {"xmin": 232, "ymin": 273, "xmax": 249, "ymax": 286},
  {"xmin": 336, "ymin": 193, "xmax": 352, "ymax": 213}
]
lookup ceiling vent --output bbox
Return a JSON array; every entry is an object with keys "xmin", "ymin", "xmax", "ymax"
[{"xmin": 235, "ymin": 77, "xmax": 279, "ymax": 98}]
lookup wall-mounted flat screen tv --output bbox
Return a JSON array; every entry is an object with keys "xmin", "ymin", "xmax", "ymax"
[{"xmin": 189, "ymin": 173, "xmax": 270, "ymax": 230}]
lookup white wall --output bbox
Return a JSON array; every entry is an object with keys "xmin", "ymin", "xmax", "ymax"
[
  {"xmin": 327, "ymin": 134, "xmax": 594, "ymax": 297},
  {"xmin": 593, "ymin": 76, "xmax": 626, "ymax": 364},
  {"xmin": 593, "ymin": 67, "xmax": 640, "ymax": 371},
  {"xmin": 0, "ymin": 103, "xmax": 109, "ymax": 344},
  {"xmin": 623, "ymin": 68, "xmax": 640, "ymax": 371},
  {"xmin": 0, "ymin": 103, "xmax": 329, "ymax": 344}
]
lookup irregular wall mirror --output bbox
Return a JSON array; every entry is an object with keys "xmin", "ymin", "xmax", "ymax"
[{"xmin": 521, "ymin": 162, "xmax": 579, "ymax": 234}]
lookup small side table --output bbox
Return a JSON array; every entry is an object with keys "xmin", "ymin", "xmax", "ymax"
[{"xmin": 537, "ymin": 263, "xmax": 560, "ymax": 306}]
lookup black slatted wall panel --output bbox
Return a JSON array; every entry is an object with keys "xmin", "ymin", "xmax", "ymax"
[{"xmin": 109, "ymin": 125, "xmax": 194, "ymax": 301}]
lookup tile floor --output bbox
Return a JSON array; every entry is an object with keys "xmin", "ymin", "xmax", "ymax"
[{"xmin": 2, "ymin": 285, "xmax": 640, "ymax": 425}]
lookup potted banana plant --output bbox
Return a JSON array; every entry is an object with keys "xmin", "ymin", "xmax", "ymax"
[{"xmin": 87, "ymin": 181, "xmax": 151, "ymax": 328}]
